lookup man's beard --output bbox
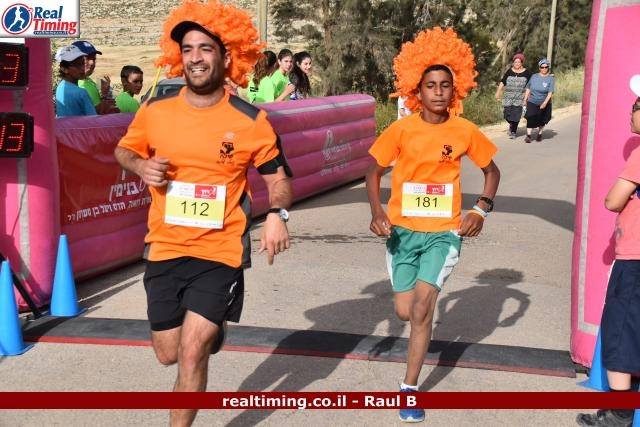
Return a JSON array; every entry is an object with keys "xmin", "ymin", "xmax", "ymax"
[{"xmin": 185, "ymin": 68, "xmax": 225, "ymax": 95}]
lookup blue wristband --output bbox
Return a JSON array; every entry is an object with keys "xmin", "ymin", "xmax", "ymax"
[{"xmin": 472, "ymin": 205, "xmax": 488, "ymax": 217}]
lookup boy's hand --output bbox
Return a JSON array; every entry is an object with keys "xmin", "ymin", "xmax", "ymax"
[
  {"xmin": 370, "ymin": 211, "xmax": 392, "ymax": 237},
  {"xmin": 100, "ymin": 75, "xmax": 111, "ymax": 96},
  {"xmin": 459, "ymin": 212, "xmax": 484, "ymax": 237}
]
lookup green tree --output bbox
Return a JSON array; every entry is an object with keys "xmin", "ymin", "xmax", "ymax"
[{"xmin": 271, "ymin": 0, "xmax": 592, "ymax": 99}]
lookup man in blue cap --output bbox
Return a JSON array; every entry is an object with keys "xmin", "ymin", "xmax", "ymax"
[{"xmin": 72, "ymin": 40, "xmax": 119, "ymax": 114}]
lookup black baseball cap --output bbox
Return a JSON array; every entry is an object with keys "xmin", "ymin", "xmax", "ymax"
[{"xmin": 170, "ymin": 21, "xmax": 225, "ymax": 52}]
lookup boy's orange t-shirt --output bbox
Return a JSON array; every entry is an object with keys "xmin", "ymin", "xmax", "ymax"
[
  {"xmin": 369, "ymin": 113, "xmax": 497, "ymax": 232},
  {"xmin": 118, "ymin": 88, "xmax": 280, "ymax": 268}
]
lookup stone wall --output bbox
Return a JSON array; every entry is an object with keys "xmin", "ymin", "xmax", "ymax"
[{"xmin": 80, "ymin": 0, "xmax": 258, "ymax": 46}]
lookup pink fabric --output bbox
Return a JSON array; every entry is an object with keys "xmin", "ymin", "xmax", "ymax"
[
  {"xmin": 571, "ymin": 0, "xmax": 640, "ymax": 367},
  {"xmin": 615, "ymin": 147, "xmax": 640, "ymax": 259}
]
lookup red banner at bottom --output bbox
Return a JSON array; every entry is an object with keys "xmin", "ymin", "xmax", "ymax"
[{"xmin": 0, "ymin": 392, "xmax": 638, "ymax": 409}]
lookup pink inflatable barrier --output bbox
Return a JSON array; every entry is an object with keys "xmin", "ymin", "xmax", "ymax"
[
  {"xmin": 571, "ymin": 0, "xmax": 640, "ymax": 367},
  {"xmin": 0, "ymin": 38, "xmax": 376, "ymax": 309},
  {"xmin": 56, "ymin": 95, "xmax": 375, "ymax": 280}
]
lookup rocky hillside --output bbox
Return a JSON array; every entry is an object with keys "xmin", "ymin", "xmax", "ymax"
[{"xmin": 80, "ymin": 0, "xmax": 258, "ymax": 46}]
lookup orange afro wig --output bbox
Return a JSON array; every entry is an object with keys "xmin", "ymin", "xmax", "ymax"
[
  {"xmin": 156, "ymin": 0, "xmax": 264, "ymax": 88},
  {"xmin": 392, "ymin": 27, "xmax": 477, "ymax": 115}
]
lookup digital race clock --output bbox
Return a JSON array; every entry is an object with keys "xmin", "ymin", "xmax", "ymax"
[
  {"xmin": 0, "ymin": 43, "xmax": 28, "ymax": 88},
  {"xmin": 0, "ymin": 112, "xmax": 33, "ymax": 157}
]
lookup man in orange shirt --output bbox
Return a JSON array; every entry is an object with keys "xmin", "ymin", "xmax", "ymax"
[
  {"xmin": 366, "ymin": 28, "xmax": 501, "ymax": 422},
  {"xmin": 114, "ymin": 2, "xmax": 291, "ymax": 425}
]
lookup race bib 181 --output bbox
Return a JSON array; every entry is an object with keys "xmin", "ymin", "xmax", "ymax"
[
  {"xmin": 401, "ymin": 182, "xmax": 453, "ymax": 218},
  {"xmin": 164, "ymin": 181, "xmax": 226, "ymax": 229}
]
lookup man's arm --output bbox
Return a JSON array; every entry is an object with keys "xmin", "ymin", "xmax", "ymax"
[
  {"xmin": 114, "ymin": 146, "xmax": 169, "ymax": 187},
  {"xmin": 366, "ymin": 162, "xmax": 392, "ymax": 237},
  {"xmin": 459, "ymin": 160, "xmax": 501, "ymax": 237},
  {"xmin": 259, "ymin": 166, "xmax": 292, "ymax": 265}
]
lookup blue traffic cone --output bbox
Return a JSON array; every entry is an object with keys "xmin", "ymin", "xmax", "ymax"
[
  {"xmin": 0, "ymin": 261, "xmax": 33, "ymax": 355},
  {"xmin": 50, "ymin": 235, "xmax": 85, "ymax": 317},
  {"xmin": 578, "ymin": 329, "xmax": 610, "ymax": 391}
]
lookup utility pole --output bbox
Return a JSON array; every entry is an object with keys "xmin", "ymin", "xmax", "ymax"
[
  {"xmin": 257, "ymin": 0, "xmax": 268, "ymax": 43},
  {"xmin": 547, "ymin": 0, "xmax": 558, "ymax": 63}
]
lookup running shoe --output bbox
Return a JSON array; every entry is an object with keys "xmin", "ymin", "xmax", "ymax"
[
  {"xmin": 525, "ymin": 135, "xmax": 532, "ymax": 143},
  {"xmin": 536, "ymin": 133, "xmax": 543, "ymax": 142},
  {"xmin": 212, "ymin": 320, "xmax": 227, "ymax": 354},
  {"xmin": 509, "ymin": 132, "xmax": 516, "ymax": 139},
  {"xmin": 398, "ymin": 388, "xmax": 425, "ymax": 423},
  {"xmin": 576, "ymin": 409, "xmax": 633, "ymax": 426}
]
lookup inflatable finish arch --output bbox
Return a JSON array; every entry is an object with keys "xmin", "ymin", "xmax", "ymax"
[
  {"xmin": 571, "ymin": 0, "xmax": 640, "ymax": 366},
  {"xmin": 0, "ymin": 38, "xmax": 375, "ymax": 309}
]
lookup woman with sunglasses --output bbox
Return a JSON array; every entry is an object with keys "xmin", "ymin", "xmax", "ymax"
[{"xmin": 523, "ymin": 58, "xmax": 555, "ymax": 143}]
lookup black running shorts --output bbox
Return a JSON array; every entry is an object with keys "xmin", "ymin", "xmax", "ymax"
[
  {"xmin": 601, "ymin": 259, "xmax": 640, "ymax": 373},
  {"xmin": 143, "ymin": 257, "xmax": 244, "ymax": 331}
]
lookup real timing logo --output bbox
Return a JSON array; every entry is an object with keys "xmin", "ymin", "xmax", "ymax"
[{"xmin": 0, "ymin": 1, "xmax": 79, "ymax": 37}]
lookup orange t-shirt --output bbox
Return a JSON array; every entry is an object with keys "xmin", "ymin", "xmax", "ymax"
[
  {"xmin": 369, "ymin": 114, "xmax": 497, "ymax": 232},
  {"xmin": 118, "ymin": 88, "xmax": 280, "ymax": 268}
]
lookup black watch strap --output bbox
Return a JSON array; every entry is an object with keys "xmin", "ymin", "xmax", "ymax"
[
  {"xmin": 477, "ymin": 196, "xmax": 494, "ymax": 212},
  {"xmin": 267, "ymin": 208, "xmax": 281, "ymax": 214}
]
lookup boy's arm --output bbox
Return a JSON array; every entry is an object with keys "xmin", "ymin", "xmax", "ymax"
[
  {"xmin": 459, "ymin": 160, "xmax": 501, "ymax": 237},
  {"xmin": 605, "ymin": 178, "xmax": 637, "ymax": 212},
  {"xmin": 366, "ymin": 162, "xmax": 392, "ymax": 237}
]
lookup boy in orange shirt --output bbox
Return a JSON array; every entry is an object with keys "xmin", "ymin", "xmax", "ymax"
[{"xmin": 366, "ymin": 28, "xmax": 501, "ymax": 422}]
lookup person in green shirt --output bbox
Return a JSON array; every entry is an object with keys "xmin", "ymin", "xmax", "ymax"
[
  {"xmin": 248, "ymin": 50, "xmax": 278, "ymax": 103},
  {"xmin": 116, "ymin": 65, "xmax": 143, "ymax": 113},
  {"xmin": 271, "ymin": 48, "xmax": 295, "ymax": 102},
  {"xmin": 72, "ymin": 40, "xmax": 119, "ymax": 114}
]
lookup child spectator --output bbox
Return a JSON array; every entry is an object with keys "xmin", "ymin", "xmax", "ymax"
[
  {"xmin": 289, "ymin": 51, "xmax": 312, "ymax": 100},
  {"xmin": 366, "ymin": 28, "xmax": 500, "ymax": 422},
  {"xmin": 72, "ymin": 40, "xmax": 119, "ymax": 114},
  {"xmin": 576, "ymin": 89, "xmax": 640, "ymax": 427},
  {"xmin": 116, "ymin": 65, "xmax": 143, "ymax": 113},
  {"xmin": 248, "ymin": 50, "xmax": 278, "ymax": 104},
  {"xmin": 272, "ymin": 48, "xmax": 295, "ymax": 102},
  {"xmin": 54, "ymin": 45, "xmax": 97, "ymax": 117}
]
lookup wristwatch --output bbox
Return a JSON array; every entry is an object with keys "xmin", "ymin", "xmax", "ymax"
[
  {"xmin": 267, "ymin": 208, "xmax": 290, "ymax": 223},
  {"xmin": 476, "ymin": 196, "xmax": 494, "ymax": 212}
]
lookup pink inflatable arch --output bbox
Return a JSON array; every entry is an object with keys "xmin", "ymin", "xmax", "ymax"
[
  {"xmin": 571, "ymin": 0, "xmax": 640, "ymax": 367},
  {"xmin": 0, "ymin": 38, "xmax": 375, "ymax": 309}
]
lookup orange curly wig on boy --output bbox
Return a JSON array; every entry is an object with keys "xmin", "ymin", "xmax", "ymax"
[
  {"xmin": 393, "ymin": 27, "xmax": 477, "ymax": 115},
  {"xmin": 156, "ymin": 0, "xmax": 263, "ymax": 88}
]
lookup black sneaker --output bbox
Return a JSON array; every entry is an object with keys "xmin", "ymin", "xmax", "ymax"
[
  {"xmin": 211, "ymin": 321, "xmax": 227, "ymax": 354},
  {"xmin": 576, "ymin": 409, "xmax": 633, "ymax": 426}
]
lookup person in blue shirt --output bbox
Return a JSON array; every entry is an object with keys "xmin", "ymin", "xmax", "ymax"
[
  {"xmin": 54, "ymin": 45, "xmax": 97, "ymax": 117},
  {"xmin": 523, "ymin": 58, "xmax": 555, "ymax": 143}
]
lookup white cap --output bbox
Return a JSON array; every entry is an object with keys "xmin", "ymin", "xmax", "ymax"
[
  {"xmin": 631, "ymin": 75, "xmax": 640, "ymax": 97},
  {"xmin": 55, "ymin": 45, "xmax": 86, "ymax": 63}
]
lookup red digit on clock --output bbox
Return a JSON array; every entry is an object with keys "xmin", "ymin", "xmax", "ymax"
[
  {"xmin": 1, "ymin": 53, "xmax": 20, "ymax": 84},
  {"xmin": 0, "ymin": 121, "xmax": 25, "ymax": 152}
]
